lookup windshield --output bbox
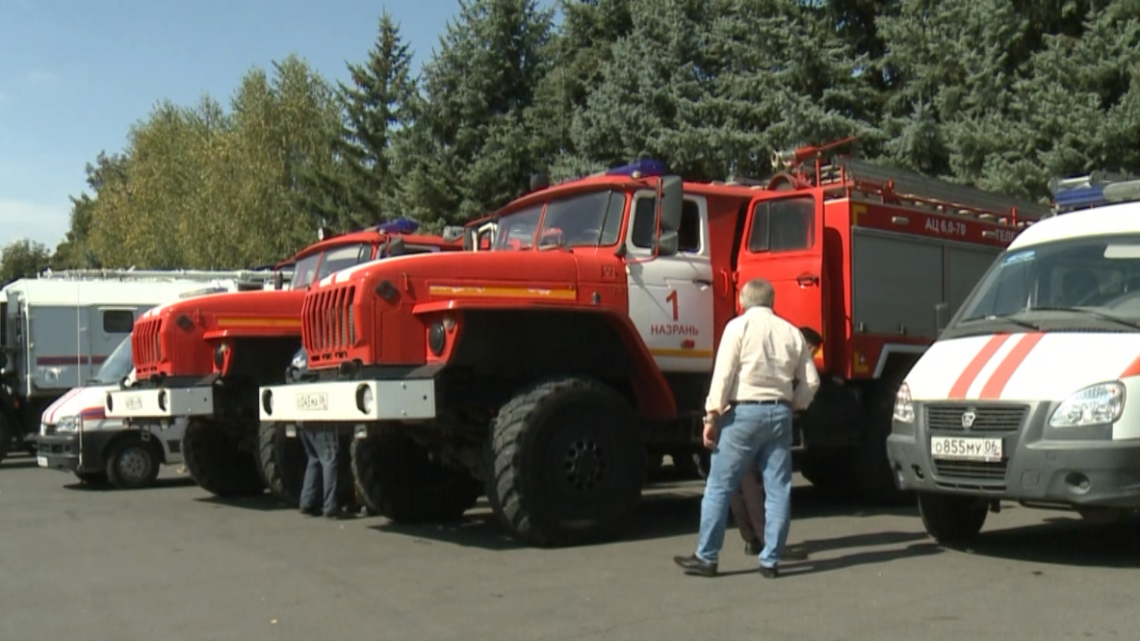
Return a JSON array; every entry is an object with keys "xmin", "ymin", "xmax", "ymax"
[
  {"xmin": 491, "ymin": 190, "xmax": 625, "ymax": 251},
  {"xmin": 948, "ymin": 233, "xmax": 1140, "ymax": 336},
  {"xmin": 93, "ymin": 336, "xmax": 133, "ymax": 384},
  {"xmin": 290, "ymin": 243, "xmax": 372, "ymax": 290}
]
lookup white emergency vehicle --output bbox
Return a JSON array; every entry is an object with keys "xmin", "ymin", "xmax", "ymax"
[
  {"xmin": 1, "ymin": 269, "xmax": 285, "ymax": 464},
  {"xmin": 887, "ymin": 174, "xmax": 1140, "ymax": 544},
  {"xmin": 34, "ymin": 335, "xmax": 187, "ymax": 487}
]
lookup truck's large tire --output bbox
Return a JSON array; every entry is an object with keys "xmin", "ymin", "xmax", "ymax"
[
  {"xmin": 853, "ymin": 380, "xmax": 910, "ymax": 505},
  {"xmin": 351, "ymin": 423, "xmax": 481, "ymax": 522},
  {"xmin": 0, "ymin": 412, "xmax": 13, "ymax": 464},
  {"xmin": 800, "ymin": 449, "xmax": 857, "ymax": 499},
  {"xmin": 257, "ymin": 422, "xmax": 307, "ymax": 506},
  {"xmin": 483, "ymin": 377, "xmax": 645, "ymax": 547},
  {"xmin": 918, "ymin": 492, "xmax": 988, "ymax": 546},
  {"xmin": 182, "ymin": 419, "xmax": 265, "ymax": 498}
]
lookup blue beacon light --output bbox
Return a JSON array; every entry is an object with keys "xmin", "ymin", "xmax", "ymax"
[
  {"xmin": 606, "ymin": 159, "xmax": 668, "ymax": 178},
  {"xmin": 375, "ymin": 217, "xmax": 420, "ymax": 235}
]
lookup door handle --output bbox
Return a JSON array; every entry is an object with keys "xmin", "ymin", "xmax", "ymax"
[
  {"xmin": 692, "ymin": 278, "xmax": 713, "ymax": 287},
  {"xmin": 796, "ymin": 274, "xmax": 820, "ymax": 287}
]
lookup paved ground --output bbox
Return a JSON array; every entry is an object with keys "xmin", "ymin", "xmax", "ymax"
[{"xmin": 2, "ymin": 453, "xmax": 1139, "ymax": 641}]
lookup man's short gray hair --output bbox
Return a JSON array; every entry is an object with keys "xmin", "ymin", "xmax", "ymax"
[{"xmin": 740, "ymin": 278, "xmax": 775, "ymax": 309}]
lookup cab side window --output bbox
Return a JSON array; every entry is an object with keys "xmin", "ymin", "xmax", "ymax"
[
  {"xmin": 748, "ymin": 196, "xmax": 815, "ymax": 252},
  {"xmin": 631, "ymin": 198, "xmax": 701, "ymax": 253},
  {"xmin": 103, "ymin": 310, "xmax": 134, "ymax": 333}
]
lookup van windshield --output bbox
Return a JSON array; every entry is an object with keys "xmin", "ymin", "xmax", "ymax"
[
  {"xmin": 94, "ymin": 337, "xmax": 133, "ymax": 384},
  {"xmin": 948, "ymin": 233, "xmax": 1140, "ymax": 336}
]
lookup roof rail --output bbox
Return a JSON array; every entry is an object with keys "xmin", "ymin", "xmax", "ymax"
[{"xmin": 33, "ymin": 268, "xmax": 291, "ymax": 283}]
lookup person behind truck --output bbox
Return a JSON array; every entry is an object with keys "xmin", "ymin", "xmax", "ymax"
[
  {"xmin": 674, "ymin": 278, "xmax": 820, "ymax": 578},
  {"xmin": 299, "ymin": 424, "xmax": 347, "ymax": 519},
  {"xmin": 727, "ymin": 326, "xmax": 821, "ymax": 563}
]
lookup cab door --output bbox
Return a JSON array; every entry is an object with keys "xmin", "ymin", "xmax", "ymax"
[
  {"xmin": 735, "ymin": 193, "xmax": 826, "ymax": 356},
  {"xmin": 624, "ymin": 190, "xmax": 715, "ymax": 373}
]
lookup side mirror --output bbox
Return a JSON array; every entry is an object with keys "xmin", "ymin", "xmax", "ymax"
[
  {"xmin": 387, "ymin": 237, "xmax": 407, "ymax": 257},
  {"xmin": 934, "ymin": 302, "xmax": 949, "ymax": 333},
  {"xmin": 273, "ymin": 271, "xmax": 284, "ymax": 290},
  {"xmin": 659, "ymin": 175, "xmax": 683, "ymax": 233},
  {"xmin": 656, "ymin": 230, "xmax": 680, "ymax": 256}
]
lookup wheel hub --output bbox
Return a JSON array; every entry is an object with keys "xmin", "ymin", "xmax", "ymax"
[
  {"xmin": 563, "ymin": 438, "xmax": 605, "ymax": 493},
  {"xmin": 119, "ymin": 447, "xmax": 150, "ymax": 480}
]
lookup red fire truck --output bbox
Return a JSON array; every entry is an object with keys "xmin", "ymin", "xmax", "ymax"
[
  {"xmin": 104, "ymin": 221, "xmax": 463, "ymax": 505},
  {"xmin": 258, "ymin": 141, "xmax": 1050, "ymax": 546}
]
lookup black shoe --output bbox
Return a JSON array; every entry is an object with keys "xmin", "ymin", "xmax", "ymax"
[
  {"xmin": 300, "ymin": 507, "xmax": 321, "ymax": 517},
  {"xmin": 324, "ymin": 510, "xmax": 355, "ymax": 520},
  {"xmin": 744, "ymin": 540, "xmax": 762, "ymax": 556},
  {"xmin": 673, "ymin": 554, "xmax": 718, "ymax": 577},
  {"xmin": 758, "ymin": 565, "xmax": 779, "ymax": 579}
]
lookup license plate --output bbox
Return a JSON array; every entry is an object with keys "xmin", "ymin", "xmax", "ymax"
[
  {"xmin": 36, "ymin": 455, "xmax": 48, "ymax": 468},
  {"xmin": 931, "ymin": 436, "xmax": 1003, "ymax": 462},
  {"xmin": 125, "ymin": 396, "xmax": 143, "ymax": 411},
  {"xmin": 296, "ymin": 392, "xmax": 329, "ymax": 412}
]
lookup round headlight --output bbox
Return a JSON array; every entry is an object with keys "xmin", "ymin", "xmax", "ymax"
[
  {"xmin": 428, "ymin": 321, "xmax": 446, "ymax": 356},
  {"xmin": 357, "ymin": 384, "xmax": 374, "ymax": 415}
]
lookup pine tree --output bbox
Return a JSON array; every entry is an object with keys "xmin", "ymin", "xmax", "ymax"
[
  {"xmin": 303, "ymin": 11, "xmax": 418, "ymax": 230},
  {"xmin": 390, "ymin": 0, "xmax": 557, "ymax": 228}
]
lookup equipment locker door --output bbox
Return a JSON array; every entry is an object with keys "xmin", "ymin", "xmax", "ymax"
[
  {"xmin": 735, "ymin": 193, "xmax": 825, "ymax": 348},
  {"xmin": 625, "ymin": 191, "xmax": 715, "ymax": 373}
]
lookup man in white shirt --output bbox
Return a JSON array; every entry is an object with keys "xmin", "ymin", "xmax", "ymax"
[{"xmin": 674, "ymin": 278, "xmax": 820, "ymax": 578}]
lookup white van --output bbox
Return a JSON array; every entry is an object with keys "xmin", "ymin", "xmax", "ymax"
[
  {"xmin": 36, "ymin": 335, "xmax": 187, "ymax": 489},
  {"xmin": 887, "ymin": 186, "xmax": 1140, "ymax": 544}
]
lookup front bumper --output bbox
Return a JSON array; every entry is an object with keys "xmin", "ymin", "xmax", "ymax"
[
  {"xmin": 35, "ymin": 429, "xmax": 117, "ymax": 474},
  {"xmin": 258, "ymin": 379, "xmax": 436, "ymax": 423},
  {"xmin": 105, "ymin": 385, "xmax": 214, "ymax": 419},
  {"xmin": 886, "ymin": 400, "xmax": 1140, "ymax": 508}
]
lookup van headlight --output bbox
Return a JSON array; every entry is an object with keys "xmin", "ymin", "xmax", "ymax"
[
  {"xmin": 56, "ymin": 416, "xmax": 81, "ymax": 433},
  {"xmin": 1049, "ymin": 381, "xmax": 1125, "ymax": 428},
  {"xmin": 893, "ymin": 382, "xmax": 914, "ymax": 423}
]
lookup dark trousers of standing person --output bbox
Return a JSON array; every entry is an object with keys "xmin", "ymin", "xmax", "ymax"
[
  {"xmin": 730, "ymin": 465, "xmax": 808, "ymax": 560},
  {"xmin": 299, "ymin": 425, "xmax": 339, "ymax": 517}
]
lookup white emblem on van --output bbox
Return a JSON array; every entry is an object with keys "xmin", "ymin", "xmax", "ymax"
[{"xmin": 961, "ymin": 410, "xmax": 977, "ymax": 430}]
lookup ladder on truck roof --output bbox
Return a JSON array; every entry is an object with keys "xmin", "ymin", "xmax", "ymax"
[
  {"xmin": 749, "ymin": 138, "xmax": 1054, "ymax": 229},
  {"xmin": 34, "ymin": 267, "xmax": 289, "ymax": 285}
]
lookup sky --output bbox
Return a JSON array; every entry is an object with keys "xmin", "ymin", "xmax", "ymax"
[{"xmin": 0, "ymin": 0, "xmax": 557, "ymax": 250}]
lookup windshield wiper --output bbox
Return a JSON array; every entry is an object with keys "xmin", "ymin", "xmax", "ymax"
[
  {"xmin": 1030, "ymin": 306, "xmax": 1140, "ymax": 331},
  {"xmin": 960, "ymin": 313, "xmax": 1040, "ymax": 331}
]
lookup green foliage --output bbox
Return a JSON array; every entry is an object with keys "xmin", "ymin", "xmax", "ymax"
[
  {"xmin": 51, "ymin": 0, "xmax": 1140, "ymax": 269},
  {"xmin": 0, "ymin": 239, "xmax": 52, "ymax": 286}
]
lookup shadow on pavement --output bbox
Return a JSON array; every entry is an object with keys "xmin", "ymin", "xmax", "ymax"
[
  {"xmin": 364, "ymin": 484, "xmax": 922, "ymax": 551},
  {"xmin": 945, "ymin": 514, "xmax": 1140, "ymax": 568},
  {"xmin": 194, "ymin": 492, "xmax": 297, "ymax": 512},
  {"xmin": 62, "ymin": 475, "xmax": 198, "ymax": 492}
]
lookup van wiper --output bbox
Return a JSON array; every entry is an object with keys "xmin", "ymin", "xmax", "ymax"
[
  {"xmin": 960, "ymin": 313, "xmax": 1040, "ymax": 331},
  {"xmin": 1031, "ymin": 306, "xmax": 1140, "ymax": 331}
]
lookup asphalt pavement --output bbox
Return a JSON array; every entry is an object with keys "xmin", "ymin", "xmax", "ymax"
[{"xmin": 2, "ymin": 453, "xmax": 1138, "ymax": 641}]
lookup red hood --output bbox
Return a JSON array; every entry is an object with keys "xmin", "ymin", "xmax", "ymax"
[{"xmin": 134, "ymin": 289, "xmax": 306, "ymax": 378}]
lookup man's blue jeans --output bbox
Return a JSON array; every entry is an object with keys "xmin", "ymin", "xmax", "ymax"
[
  {"xmin": 696, "ymin": 402, "xmax": 793, "ymax": 568},
  {"xmin": 299, "ymin": 425, "xmax": 339, "ymax": 516}
]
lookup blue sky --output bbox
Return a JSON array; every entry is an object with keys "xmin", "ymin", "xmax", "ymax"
[{"xmin": 0, "ymin": 0, "xmax": 556, "ymax": 250}]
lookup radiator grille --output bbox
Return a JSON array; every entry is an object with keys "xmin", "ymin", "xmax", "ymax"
[
  {"xmin": 133, "ymin": 317, "xmax": 163, "ymax": 370},
  {"xmin": 303, "ymin": 285, "xmax": 356, "ymax": 363},
  {"xmin": 925, "ymin": 404, "xmax": 1027, "ymax": 433}
]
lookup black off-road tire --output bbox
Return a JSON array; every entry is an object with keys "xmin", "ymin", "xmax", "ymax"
[
  {"xmin": 257, "ymin": 422, "xmax": 307, "ymax": 506},
  {"xmin": 918, "ymin": 492, "xmax": 988, "ymax": 545},
  {"xmin": 0, "ymin": 413, "xmax": 13, "ymax": 464},
  {"xmin": 483, "ymin": 377, "xmax": 645, "ymax": 547},
  {"xmin": 853, "ymin": 381, "xmax": 910, "ymax": 505},
  {"xmin": 74, "ymin": 470, "xmax": 109, "ymax": 485},
  {"xmin": 351, "ymin": 423, "xmax": 481, "ymax": 522},
  {"xmin": 800, "ymin": 449, "xmax": 857, "ymax": 499},
  {"xmin": 182, "ymin": 419, "xmax": 265, "ymax": 498},
  {"xmin": 105, "ymin": 436, "xmax": 162, "ymax": 489}
]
